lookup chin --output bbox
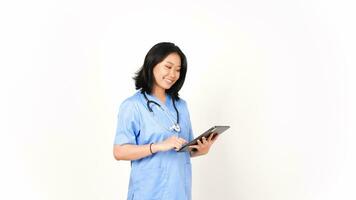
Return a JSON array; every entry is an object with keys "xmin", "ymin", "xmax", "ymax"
[
  {"xmin": 161, "ymin": 84, "xmax": 173, "ymax": 90},
  {"xmin": 158, "ymin": 81, "xmax": 176, "ymax": 90}
]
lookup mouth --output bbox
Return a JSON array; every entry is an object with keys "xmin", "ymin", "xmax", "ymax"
[{"xmin": 164, "ymin": 78, "xmax": 175, "ymax": 84}]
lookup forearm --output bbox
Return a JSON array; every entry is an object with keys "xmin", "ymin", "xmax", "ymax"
[{"xmin": 113, "ymin": 143, "xmax": 160, "ymax": 161}]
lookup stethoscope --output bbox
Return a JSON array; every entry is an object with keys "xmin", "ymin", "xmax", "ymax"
[{"xmin": 142, "ymin": 91, "xmax": 181, "ymax": 132}]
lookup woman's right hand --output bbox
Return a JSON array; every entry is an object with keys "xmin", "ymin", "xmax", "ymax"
[{"xmin": 155, "ymin": 135, "xmax": 187, "ymax": 152}]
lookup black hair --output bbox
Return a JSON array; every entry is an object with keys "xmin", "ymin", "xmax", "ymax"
[{"xmin": 133, "ymin": 42, "xmax": 187, "ymax": 100}]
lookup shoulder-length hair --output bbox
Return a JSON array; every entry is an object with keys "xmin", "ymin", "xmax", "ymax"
[{"xmin": 133, "ymin": 42, "xmax": 187, "ymax": 100}]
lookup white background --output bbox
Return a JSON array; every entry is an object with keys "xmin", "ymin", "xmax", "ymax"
[{"xmin": 1, "ymin": 0, "xmax": 355, "ymax": 199}]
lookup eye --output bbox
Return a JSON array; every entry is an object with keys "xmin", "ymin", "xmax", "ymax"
[
  {"xmin": 165, "ymin": 65, "xmax": 172, "ymax": 69},
  {"xmin": 176, "ymin": 69, "xmax": 181, "ymax": 72}
]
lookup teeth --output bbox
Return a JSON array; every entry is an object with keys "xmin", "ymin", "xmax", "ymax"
[{"xmin": 165, "ymin": 79, "xmax": 173, "ymax": 83}]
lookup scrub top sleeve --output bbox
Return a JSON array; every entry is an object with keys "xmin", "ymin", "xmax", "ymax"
[
  {"xmin": 182, "ymin": 100, "xmax": 194, "ymax": 142},
  {"xmin": 114, "ymin": 99, "xmax": 140, "ymax": 145},
  {"xmin": 188, "ymin": 118, "xmax": 194, "ymax": 142}
]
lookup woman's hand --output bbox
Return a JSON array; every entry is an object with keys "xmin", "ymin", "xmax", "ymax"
[
  {"xmin": 189, "ymin": 133, "xmax": 219, "ymax": 157},
  {"xmin": 154, "ymin": 135, "xmax": 187, "ymax": 152}
]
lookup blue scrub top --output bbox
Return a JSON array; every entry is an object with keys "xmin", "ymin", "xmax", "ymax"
[{"xmin": 114, "ymin": 91, "xmax": 194, "ymax": 200}]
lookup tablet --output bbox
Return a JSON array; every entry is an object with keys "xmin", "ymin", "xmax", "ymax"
[{"xmin": 177, "ymin": 126, "xmax": 230, "ymax": 152}]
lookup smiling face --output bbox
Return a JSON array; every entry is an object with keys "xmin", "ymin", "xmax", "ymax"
[{"xmin": 152, "ymin": 52, "xmax": 181, "ymax": 93}]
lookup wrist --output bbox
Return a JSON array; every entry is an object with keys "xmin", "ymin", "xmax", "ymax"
[{"xmin": 151, "ymin": 143, "xmax": 161, "ymax": 153}]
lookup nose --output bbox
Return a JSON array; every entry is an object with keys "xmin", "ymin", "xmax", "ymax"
[{"xmin": 168, "ymin": 69, "xmax": 178, "ymax": 79}]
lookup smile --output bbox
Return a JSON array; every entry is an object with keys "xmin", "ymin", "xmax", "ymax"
[{"xmin": 164, "ymin": 79, "xmax": 174, "ymax": 84}]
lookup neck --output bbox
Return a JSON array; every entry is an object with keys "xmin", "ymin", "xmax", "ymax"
[{"xmin": 151, "ymin": 86, "xmax": 166, "ymax": 103}]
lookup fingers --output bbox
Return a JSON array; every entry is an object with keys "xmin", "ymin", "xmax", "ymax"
[
  {"xmin": 208, "ymin": 133, "xmax": 215, "ymax": 141},
  {"xmin": 173, "ymin": 140, "xmax": 183, "ymax": 150},
  {"xmin": 189, "ymin": 145, "xmax": 200, "ymax": 149},
  {"xmin": 173, "ymin": 137, "xmax": 187, "ymax": 151},
  {"xmin": 176, "ymin": 137, "xmax": 187, "ymax": 147},
  {"xmin": 208, "ymin": 133, "xmax": 219, "ymax": 143},
  {"xmin": 197, "ymin": 135, "xmax": 217, "ymax": 147},
  {"xmin": 178, "ymin": 137, "xmax": 187, "ymax": 144},
  {"xmin": 160, "ymin": 135, "xmax": 188, "ymax": 151},
  {"xmin": 188, "ymin": 134, "xmax": 219, "ymax": 155},
  {"xmin": 197, "ymin": 139, "xmax": 203, "ymax": 145},
  {"xmin": 197, "ymin": 137, "xmax": 209, "ymax": 147},
  {"xmin": 212, "ymin": 133, "xmax": 219, "ymax": 142},
  {"xmin": 169, "ymin": 135, "xmax": 187, "ymax": 143}
]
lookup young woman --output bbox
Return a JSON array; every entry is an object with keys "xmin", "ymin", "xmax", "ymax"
[{"xmin": 113, "ymin": 42, "xmax": 219, "ymax": 200}]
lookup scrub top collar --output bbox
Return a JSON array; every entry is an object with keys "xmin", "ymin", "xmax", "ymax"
[
  {"xmin": 142, "ymin": 91, "xmax": 173, "ymax": 111},
  {"xmin": 141, "ymin": 91, "xmax": 181, "ymax": 133}
]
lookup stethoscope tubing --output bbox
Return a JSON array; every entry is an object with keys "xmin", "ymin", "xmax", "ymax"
[{"xmin": 142, "ymin": 91, "xmax": 180, "ymax": 129}]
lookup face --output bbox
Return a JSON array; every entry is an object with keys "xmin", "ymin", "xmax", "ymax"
[{"xmin": 152, "ymin": 52, "xmax": 181, "ymax": 92}]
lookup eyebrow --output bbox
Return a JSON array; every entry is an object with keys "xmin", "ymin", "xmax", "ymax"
[{"xmin": 166, "ymin": 61, "xmax": 181, "ymax": 68}]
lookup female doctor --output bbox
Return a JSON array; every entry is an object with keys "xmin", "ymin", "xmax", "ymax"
[{"xmin": 113, "ymin": 42, "xmax": 219, "ymax": 200}]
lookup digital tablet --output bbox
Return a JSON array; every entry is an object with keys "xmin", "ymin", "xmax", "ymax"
[{"xmin": 177, "ymin": 126, "xmax": 230, "ymax": 152}]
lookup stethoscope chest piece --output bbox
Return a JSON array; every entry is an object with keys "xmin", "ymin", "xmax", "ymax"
[{"xmin": 170, "ymin": 123, "xmax": 181, "ymax": 132}]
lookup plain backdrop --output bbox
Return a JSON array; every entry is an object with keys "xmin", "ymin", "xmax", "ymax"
[{"xmin": 1, "ymin": 0, "xmax": 355, "ymax": 199}]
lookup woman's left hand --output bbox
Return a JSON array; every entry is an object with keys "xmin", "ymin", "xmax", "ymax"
[{"xmin": 189, "ymin": 133, "xmax": 219, "ymax": 157}]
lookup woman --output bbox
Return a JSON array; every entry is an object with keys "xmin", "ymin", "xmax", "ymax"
[{"xmin": 113, "ymin": 42, "xmax": 219, "ymax": 200}]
